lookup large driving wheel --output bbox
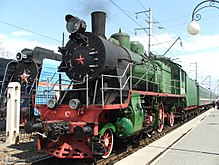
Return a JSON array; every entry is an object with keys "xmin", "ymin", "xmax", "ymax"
[
  {"xmin": 157, "ymin": 103, "xmax": 164, "ymax": 133},
  {"xmin": 100, "ymin": 128, "xmax": 114, "ymax": 158},
  {"xmin": 167, "ymin": 111, "xmax": 174, "ymax": 127}
]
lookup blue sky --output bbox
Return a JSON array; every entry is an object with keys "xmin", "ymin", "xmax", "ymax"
[{"xmin": 0, "ymin": 0, "xmax": 219, "ymax": 90}]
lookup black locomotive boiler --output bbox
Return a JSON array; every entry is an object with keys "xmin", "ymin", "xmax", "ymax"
[{"xmin": 24, "ymin": 11, "xmax": 216, "ymax": 160}]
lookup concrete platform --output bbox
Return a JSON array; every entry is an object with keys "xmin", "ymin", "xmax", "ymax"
[{"xmin": 115, "ymin": 108, "xmax": 217, "ymax": 165}]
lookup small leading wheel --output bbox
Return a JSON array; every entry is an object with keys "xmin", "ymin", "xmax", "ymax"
[
  {"xmin": 167, "ymin": 111, "xmax": 174, "ymax": 127},
  {"xmin": 100, "ymin": 128, "xmax": 114, "ymax": 158},
  {"xmin": 132, "ymin": 132, "xmax": 143, "ymax": 144},
  {"xmin": 157, "ymin": 103, "xmax": 164, "ymax": 133}
]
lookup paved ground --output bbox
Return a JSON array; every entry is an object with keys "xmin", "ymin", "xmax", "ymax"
[{"xmin": 152, "ymin": 108, "xmax": 219, "ymax": 165}]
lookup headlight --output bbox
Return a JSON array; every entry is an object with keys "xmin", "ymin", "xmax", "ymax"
[
  {"xmin": 22, "ymin": 54, "xmax": 27, "ymax": 59},
  {"xmin": 65, "ymin": 14, "xmax": 86, "ymax": 34},
  {"xmin": 47, "ymin": 98, "xmax": 57, "ymax": 109},
  {"xmin": 66, "ymin": 16, "xmax": 80, "ymax": 33},
  {"xmin": 16, "ymin": 53, "xmax": 22, "ymax": 61},
  {"xmin": 69, "ymin": 99, "xmax": 81, "ymax": 109}
]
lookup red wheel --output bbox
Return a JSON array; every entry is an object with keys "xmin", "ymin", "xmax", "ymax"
[
  {"xmin": 168, "ymin": 112, "xmax": 174, "ymax": 127},
  {"xmin": 157, "ymin": 103, "xmax": 164, "ymax": 133},
  {"xmin": 100, "ymin": 129, "xmax": 114, "ymax": 158}
]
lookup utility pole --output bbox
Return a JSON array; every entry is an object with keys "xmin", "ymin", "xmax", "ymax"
[
  {"xmin": 163, "ymin": 36, "xmax": 182, "ymax": 56},
  {"xmin": 217, "ymin": 79, "xmax": 219, "ymax": 97},
  {"xmin": 148, "ymin": 7, "xmax": 152, "ymax": 56},
  {"xmin": 201, "ymin": 75, "xmax": 211, "ymax": 89},
  {"xmin": 135, "ymin": 7, "xmax": 153, "ymax": 56},
  {"xmin": 213, "ymin": 79, "xmax": 219, "ymax": 98},
  {"xmin": 62, "ymin": 33, "xmax": 65, "ymax": 47}
]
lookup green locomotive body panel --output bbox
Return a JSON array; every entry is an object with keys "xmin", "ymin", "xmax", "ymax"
[
  {"xmin": 130, "ymin": 92, "xmax": 144, "ymax": 131},
  {"xmin": 111, "ymin": 31, "xmax": 130, "ymax": 49},
  {"xmin": 123, "ymin": 47, "xmax": 162, "ymax": 91},
  {"xmin": 115, "ymin": 92, "xmax": 144, "ymax": 138},
  {"xmin": 186, "ymin": 77, "xmax": 198, "ymax": 106},
  {"xmin": 154, "ymin": 60, "xmax": 171, "ymax": 93},
  {"xmin": 155, "ymin": 56, "xmax": 187, "ymax": 96},
  {"xmin": 132, "ymin": 62, "xmax": 162, "ymax": 91},
  {"xmin": 170, "ymin": 64, "xmax": 186, "ymax": 95},
  {"xmin": 130, "ymin": 41, "xmax": 144, "ymax": 56},
  {"xmin": 110, "ymin": 31, "xmax": 178, "ymax": 94}
]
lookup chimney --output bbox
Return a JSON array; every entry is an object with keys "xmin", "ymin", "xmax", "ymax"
[{"xmin": 91, "ymin": 11, "xmax": 106, "ymax": 38}]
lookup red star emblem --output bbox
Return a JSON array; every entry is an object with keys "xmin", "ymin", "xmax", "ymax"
[
  {"xmin": 20, "ymin": 70, "xmax": 29, "ymax": 83},
  {"xmin": 76, "ymin": 55, "xmax": 85, "ymax": 65}
]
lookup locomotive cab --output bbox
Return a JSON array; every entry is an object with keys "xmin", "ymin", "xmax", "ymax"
[{"xmin": 25, "ymin": 10, "xmax": 214, "ymax": 161}]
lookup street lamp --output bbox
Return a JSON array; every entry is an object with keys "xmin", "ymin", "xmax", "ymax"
[
  {"xmin": 187, "ymin": 21, "xmax": 200, "ymax": 35},
  {"xmin": 188, "ymin": 0, "xmax": 219, "ymax": 35}
]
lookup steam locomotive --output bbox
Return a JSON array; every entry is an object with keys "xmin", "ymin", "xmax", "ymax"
[
  {"xmin": 0, "ymin": 47, "xmax": 63, "ymax": 128},
  {"xmin": 24, "ymin": 11, "xmax": 216, "ymax": 159}
]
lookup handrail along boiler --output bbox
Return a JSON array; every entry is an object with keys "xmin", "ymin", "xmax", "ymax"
[{"xmin": 24, "ymin": 11, "xmax": 216, "ymax": 159}]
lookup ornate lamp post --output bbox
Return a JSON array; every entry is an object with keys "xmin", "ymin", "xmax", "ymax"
[{"xmin": 188, "ymin": 0, "xmax": 219, "ymax": 35}]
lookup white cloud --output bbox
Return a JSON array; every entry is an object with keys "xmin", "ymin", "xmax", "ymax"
[
  {"xmin": 0, "ymin": 32, "xmax": 59, "ymax": 59},
  {"xmin": 183, "ymin": 34, "xmax": 219, "ymax": 52},
  {"xmin": 0, "ymin": 33, "xmax": 8, "ymax": 40},
  {"xmin": 11, "ymin": 31, "xmax": 34, "ymax": 37}
]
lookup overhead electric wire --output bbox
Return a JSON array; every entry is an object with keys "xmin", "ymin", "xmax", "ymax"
[
  {"xmin": 75, "ymin": 0, "xmax": 135, "ymax": 35},
  {"xmin": 0, "ymin": 20, "xmax": 62, "ymax": 43},
  {"xmin": 134, "ymin": 0, "xmax": 179, "ymax": 57},
  {"xmin": 110, "ymin": 0, "xmax": 193, "ymax": 64},
  {"xmin": 135, "ymin": 0, "xmax": 209, "ymax": 68},
  {"xmin": 75, "ymin": 0, "xmax": 92, "ymax": 10},
  {"xmin": 111, "ymin": 0, "xmax": 183, "ymax": 62},
  {"xmin": 159, "ymin": 6, "xmax": 218, "ymax": 24},
  {"xmin": 135, "ymin": 0, "xmax": 193, "ymax": 73},
  {"xmin": 109, "ymin": 0, "xmax": 174, "ymax": 56},
  {"xmin": 109, "ymin": 0, "xmax": 149, "ymax": 36},
  {"xmin": 122, "ymin": 0, "xmax": 191, "ymax": 78},
  {"xmin": 78, "ymin": 0, "xmax": 218, "ymax": 61},
  {"xmin": 77, "ymin": 0, "xmax": 216, "ymax": 85},
  {"xmin": 107, "ymin": 17, "xmax": 135, "ymax": 35}
]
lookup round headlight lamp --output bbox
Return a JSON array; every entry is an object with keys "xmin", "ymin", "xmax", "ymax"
[
  {"xmin": 65, "ymin": 14, "xmax": 87, "ymax": 34},
  {"xmin": 66, "ymin": 17, "xmax": 81, "ymax": 33},
  {"xmin": 69, "ymin": 99, "xmax": 81, "ymax": 109},
  {"xmin": 22, "ymin": 54, "xmax": 27, "ymax": 59},
  {"xmin": 16, "ymin": 53, "xmax": 22, "ymax": 61},
  {"xmin": 47, "ymin": 98, "xmax": 57, "ymax": 109}
]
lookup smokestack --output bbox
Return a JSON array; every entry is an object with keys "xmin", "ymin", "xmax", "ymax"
[{"xmin": 91, "ymin": 11, "xmax": 106, "ymax": 38}]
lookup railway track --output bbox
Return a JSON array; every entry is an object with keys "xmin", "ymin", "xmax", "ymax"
[
  {"xmin": 95, "ymin": 123, "xmax": 182, "ymax": 165},
  {"xmin": 29, "ymin": 109, "xmax": 209, "ymax": 165},
  {"xmin": 95, "ymin": 110, "xmax": 207, "ymax": 165},
  {"xmin": 27, "ymin": 124, "xmax": 181, "ymax": 165}
]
